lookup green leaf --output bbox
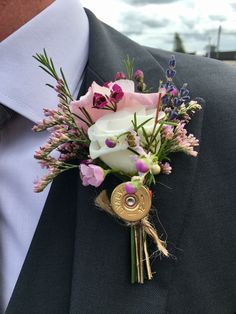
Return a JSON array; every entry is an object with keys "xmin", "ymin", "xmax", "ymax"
[
  {"xmin": 46, "ymin": 83, "xmax": 55, "ymax": 89},
  {"xmin": 131, "ymin": 112, "xmax": 138, "ymax": 131},
  {"xmin": 136, "ymin": 117, "xmax": 154, "ymax": 131},
  {"xmin": 38, "ymin": 66, "xmax": 55, "ymax": 79},
  {"xmin": 159, "ymin": 120, "xmax": 178, "ymax": 126},
  {"xmin": 141, "ymin": 126, "xmax": 149, "ymax": 146}
]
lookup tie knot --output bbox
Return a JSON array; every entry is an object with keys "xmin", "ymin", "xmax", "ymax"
[{"xmin": 0, "ymin": 104, "xmax": 14, "ymax": 128}]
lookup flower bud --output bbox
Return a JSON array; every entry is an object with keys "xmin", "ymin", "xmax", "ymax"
[
  {"xmin": 134, "ymin": 69, "xmax": 144, "ymax": 82},
  {"xmin": 135, "ymin": 159, "xmax": 149, "ymax": 173},
  {"xmin": 166, "ymin": 69, "xmax": 176, "ymax": 80},
  {"xmin": 125, "ymin": 182, "xmax": 136, "ymax": 194},
  {"xmin": 160, "ymin": 162, "xmax": 172, "ymax": 175},
  {"xmin": 151, "ymin": 164, "xmax": 161, "ymax": 175},
  {"xmin": 168, "ymin": 55, "xmax": 176, "ymax": 69},
  {"xmin": 114, "ymin": 72, "xmax": 126, "ymax": 81},
  {"xmin": 105, "ymin": 138, "xmax": 117, "ymax": 148}
]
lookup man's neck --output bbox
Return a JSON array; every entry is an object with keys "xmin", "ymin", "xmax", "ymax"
[{"xmin": 0, "ymin": 0, "xmax": 55, "ymax": 42}]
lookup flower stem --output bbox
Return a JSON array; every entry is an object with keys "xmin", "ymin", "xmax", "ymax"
[
  {"xmin": 130, "ymin": 225, "xmax": 137, "ymax": 283},
  {"xmin": 134, "ymin": 225, "xmax": 141, "ymax": 282},
  {"xmin": 155, "ymin": 93, "xmax": 162, "ymax": 124},
  {"xmin": 139, "ymin": 224, "xmax": 144, "ymax": 284}
]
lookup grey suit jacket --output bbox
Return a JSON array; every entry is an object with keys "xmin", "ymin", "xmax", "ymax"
[{"xmin": 6, "ymin": 9, "xmax": 236, "ymax": 314}]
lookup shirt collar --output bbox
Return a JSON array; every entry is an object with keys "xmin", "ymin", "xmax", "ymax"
[{"xmin": 0, "ymin": 0, "xmax": 89, "ymax": 122}]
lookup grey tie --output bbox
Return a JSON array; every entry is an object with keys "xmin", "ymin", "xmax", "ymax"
[{"xmin": 0, "ymin": 104, "xmax": 14, "ymax": 127}]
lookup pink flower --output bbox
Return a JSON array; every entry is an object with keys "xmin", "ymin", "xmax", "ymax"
[
  {"xmin": 173, "ymin": 123, "xmax": 199, "ymax": 156},
  {"xmin": 80, "ymin": 164, "xmax": 105, "ymax": 187},
  {"xmin": 93, "ymin": 93, "xmax": 108, "ymax": 109},
  {"xmin": 161, "ymin": 125, "xmax": 174, "ymax": 140},
  {"xmin": 134, "ymin": 69, "xmax": 144, "ymax": 81},
  {"xmin": 110, "ymin": 84, "xmax": 124, "ymax": 103},
  {"xmin": 70, "ymin": 80, "xmax": 164, "ymax": 130},
  {"xmin": 160, "ymin": 162, "xmax": 172, "ymax": 175},
  {"xmin": 92, "ymin": 84, "xmax": 124, "ymax": 109},
  {"xmin": 114, "ymin": 72, "xmax": 126, "ymax": 80},
  {"xmin": 170, "ymin": 87, "xmax": 178, "ymax": 96}
]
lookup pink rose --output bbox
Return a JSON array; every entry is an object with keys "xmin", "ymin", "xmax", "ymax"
[
  {"xmin": 70, "ymin": 79, "xmax": 164, "ymax": 130},
  {"xmin": 80, "ymin": 164, "xmax": 105, "ymax": 187}
]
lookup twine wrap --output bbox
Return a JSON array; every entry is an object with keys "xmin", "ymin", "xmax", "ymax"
[{"xmin": 95, "ymin": 190, "xmax": 169, "ymax": 257}]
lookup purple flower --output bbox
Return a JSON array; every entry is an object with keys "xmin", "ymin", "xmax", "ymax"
[
  {"xmin": 135, "ymin": 159, "xmax": 149, "ymax": 173},
  {"xmin": 134, "ymin": 69, "xmax": 144, "ymax": 82},
  {"xmin": 174, "ymin": 97, "xmax": 182, "ymax": 107},
  {"xmin": 105, "ymin": 138, "xmax": 117, "ymax": 148},
  {"xmin": 93, "ymin": 93, "xmax": 108, "ymax": 109},
  {"xmin": 125, "ymin": 182, "xmax": 136, "ymax": 194},
  {"xmin": 180, "ymin": 85, "xmax": 189, "ymax": 97},
  {"xmin": 169, "ymin": 110, "xmax": 178, "ymax": 120},
  {"xmin": 114, "ymin": 72, "xmax": 126, "ymax": 81},
  {"xmin": 80, "ymin": 164, "xmax": 105, "ymax": 187},
  {"xmin": 168, "ymin": 55, "xmax": 176, "ymax": 69},
  {"xmin": 166, "ymin": 69, "xmax": 176, "ymax": 80}
]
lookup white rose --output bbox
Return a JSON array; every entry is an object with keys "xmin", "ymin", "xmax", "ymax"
[{"xmin": 88, "ymin": 105, "xmax": 165, "ymax": 173}]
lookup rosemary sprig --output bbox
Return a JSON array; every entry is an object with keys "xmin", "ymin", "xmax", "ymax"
[
  {"xmin": 123, "ymin": 55, "xmax": 134, "ymax": 80},
  {"xmin": 33, "ymin": 49, "xmax": 73, "ymax": 101}
]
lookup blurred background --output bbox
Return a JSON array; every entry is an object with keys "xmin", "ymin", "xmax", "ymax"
[{"xmin": 81, "ymin": 0, "xmax": 236, "ymax": 66}]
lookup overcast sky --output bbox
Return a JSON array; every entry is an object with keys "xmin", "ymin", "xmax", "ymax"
[{"xmin": 81, "ymin": 0, "xmax": 236, "ymax": 55}]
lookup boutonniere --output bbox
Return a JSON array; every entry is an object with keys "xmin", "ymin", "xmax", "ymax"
[{"xmin": 33, "ymin": 50, "xmax": 202, "ymax": 284}]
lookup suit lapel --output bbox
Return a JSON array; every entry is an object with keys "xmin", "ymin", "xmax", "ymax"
[{"xmin": 69, "ymin": 9, "xmax": 205, "ymax": 313}]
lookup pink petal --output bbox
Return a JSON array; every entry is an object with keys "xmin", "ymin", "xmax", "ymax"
[
  {"xmin": 80, "ymin": 164, "xmax": 92, "ymax": 177},
  {"xmin": 109, "ymin": 79, "xmax": 134, "ymax": 92}
]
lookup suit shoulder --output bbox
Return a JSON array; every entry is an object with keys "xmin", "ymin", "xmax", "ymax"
[
  {"xmin": 145, "ymin": 47, "xmax": 236, "ymax": 81},
  {"xmin": 145, "ymin": 47, "xmax": 236, "ymax": 108}
]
